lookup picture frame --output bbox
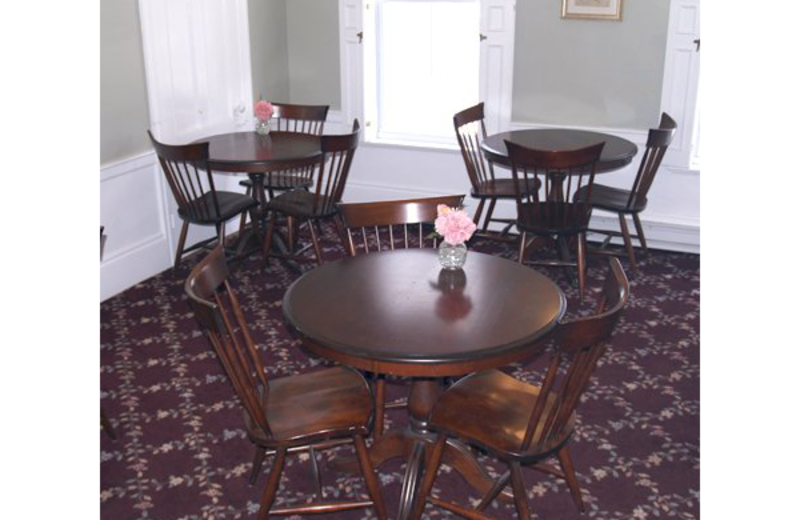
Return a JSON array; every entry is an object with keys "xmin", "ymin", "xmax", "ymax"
[{"xmin": 561, "ymin": 0, "xmax": 623, "ymax": 21}]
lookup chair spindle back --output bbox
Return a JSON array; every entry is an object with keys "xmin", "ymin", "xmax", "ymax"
[
  {"xmin": 270, "ymin": 102, "xmax": 329, "ymax": 135},
  {"xmin": 185, "ymin": 245, "xmax": 272, "ymax": 438},
  {"xmin": 506, "ymin": 141, "xmax": 604, "ymax": 229},
  {"xmin": 337, "ymin": 195, "xmax": 465, "ymax": 255},
  {"xmin": 149, "ymin": 131, "xmax": 220, "ymax": 222},
  {"xmin": 453, "ymin": 103, "xmax": 495, "ymax": 191},
  {"xmin": 309, "ymin": 119, "xmax": 361, "ymax": 215},
  {"xmin": 628, "ymin": 112, "xmax": 678, "ymax": 209},
  {"xmin": 521, "ymin": 258, "xmax": 629, "ymax": 453}
]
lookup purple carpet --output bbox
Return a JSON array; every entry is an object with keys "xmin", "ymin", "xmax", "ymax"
[{"xmin": 101, "ymin": 229, "xmax": 699, "ymax": 519}]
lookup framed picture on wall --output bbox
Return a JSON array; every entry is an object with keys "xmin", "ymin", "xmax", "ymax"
[{"xmin": 561, "ymin": 0, "xmax": 623, "ymax": 21}]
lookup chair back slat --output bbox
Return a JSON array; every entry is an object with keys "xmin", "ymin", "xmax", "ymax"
[
  {"xmin": 627, "ymin": 113, "xmax": 677, "ymax": 209},
  {"xmin": 520, "ymin": 258, "xmax": 629, "ymax": 453},
  {"xmin": 338, "ymin": 195, "xmax": 465, "ymax": 256},
  {"xmin": 506, "ymin": 141, "xmax": 604, "ymax": 231},
  {"xmin": 454, "ymin": 103, "xmax": 495, "ymax": 190},
  {"xmin": 185, "ymin": 245, "xmax": 272, "ymax": 438},
  {"xmin": 149, "ymin": 131, "xmax": 221, "ymax": 221},
  {"xmin": 309, "ymin": 120, "xmax": 361, "ymax": 216},
  {"xmin": 270, "ymin": 102, "xmax": 329, "ymax": 135}
]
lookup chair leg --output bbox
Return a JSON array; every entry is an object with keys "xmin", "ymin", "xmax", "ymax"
[
  {"xmin": 632, "ymin": 213, "xmax": 649, "ymax": 257},
  {"xmin": 238, "ymin": 185, "xmax": 253, "ymax": 236},
  {"xmin": 473, "ymin": 198, "xmax": 486, "ymax": 227},
  {"xmin": 263, "ymin": 211, "xmax": 276, "ymax": 263},
  {"xmin": 557, "ymin": 446, "xmax": 585, "ymax": 513},
  {"xmin": 482, "ymin": 198, "xmax": 498, "ymax": 234},
  {"xmin": 333, "ymin": 215, "xmax": 349, "ymax": 253},
  {"xmin": 476, "ymin": 470, "xmax": 511, "ymax": 512},
  {"xmin": 518, "ymin": 231, "xmax": 528, "ymax": 264},
  {"xmin": 353, "ymin": 435, "xmax": 388, "ymax": 520},
  {"xmin": 411, "ymin": 434, "xmax": 447, "ymax": 520},
  {"xmin": 217, "ymin": 223, "xmax": 226, "ymax": 249},
  {"xmin": 101, "ymin": 408, "xmax": 116, "ymax": 440},
  {"xmin": 286, "ymin": 216, "xmax": 295, "ymax": 253},
  {"xmin": 374, "ymin": 376, "xmax": 386, "ymax": 442},
  {"xmin": 257, "ymin": 448, "xmax": 286, "ymax": 520},
  {"xmin": 509, "ymin": 462, "xmax": 533, "ymax": 520},
  {"xmin": 307, "ymin": 219, "xmax": 324, "ymax": 265},
  {"xmin": 248, "ymin": 207, "xmax": 262, "ymax": 240},
  {"xmin": 577, "ymin": 231, "xmax": 587, "ymax": 301},
  {"xmin": 174, "ymin": 220, "xmax": 189, "ymax": 269},
  {"xmin": 618, "ymin": 213, "xmax": 638, "ymax": 273},
  {"xmin": 249, "ymin": 445, "xmax": 267, "ymax": 485}
]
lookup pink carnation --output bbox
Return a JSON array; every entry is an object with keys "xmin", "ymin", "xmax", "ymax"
[
  {"xmin": 435, "ymin": 206, "xmax": 476, "ymax": 245},
  {"xmin": 254, "ymin": 100, "xmax": 274, "ymax": 121}
]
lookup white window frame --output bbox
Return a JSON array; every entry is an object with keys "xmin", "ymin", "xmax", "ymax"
[
  {"xmin": 338, "ymin": 0, "xmax": 516, "ymax": 149},
  {"xmin": 659, "ymin": 0, "xmax": 701, "ymax": 170}
]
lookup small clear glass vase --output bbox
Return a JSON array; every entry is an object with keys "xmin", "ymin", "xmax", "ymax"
[
  {"xmin": 255, "ymin": 118, "xmax": 271, "ymax": 136},
  {"xmin": 438, "ymin": 241, "xmax": 468, "ymax": 270}
]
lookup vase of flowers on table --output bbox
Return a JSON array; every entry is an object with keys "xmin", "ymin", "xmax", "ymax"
[
  {"xmin": 434, "ymin": 204, "xmax": 477, "ymax": 270},
  {"xmin": 254, "ymin": 99, "xmax": 274, "ymax": 135}
]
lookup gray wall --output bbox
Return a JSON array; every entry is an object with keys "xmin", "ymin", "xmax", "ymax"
[
  {"xmin": 100, "ymin": 0, "xmax": 151, "ymax": 165},
  {"xmin": 286, "ymin": 0, "xmax": 341, "ymax": 109},
  {"xmin": 511, "ymin": 0, "xmax": 670, "ymax": 129},
  {"xmin": 249, "ymin": 0, "xmax": 291, "ymax": 102}
]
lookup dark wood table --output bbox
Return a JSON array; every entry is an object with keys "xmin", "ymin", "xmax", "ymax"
[
  {"xmin": 201, "ymin": 130, "xmax": 321, "ymax": 205},
  {"xmin": 282, "ymin": 249, "xmax": 566, "ymax": 519},
  {"xmin": 482, "ymin": 128, "xmax": 638, "ymax": 173},
  {"xmin": 198, "ymin": 131, "xmax": 323, "ymax": 264}
]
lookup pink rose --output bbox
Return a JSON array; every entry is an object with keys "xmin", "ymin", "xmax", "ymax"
[
  {"xmin": 435, "ymin": 206, "xmax": 476, "ymax": 245},
  {"xmin": 254, "ymin": 100, "xmax": 274, "ymax": 121}
]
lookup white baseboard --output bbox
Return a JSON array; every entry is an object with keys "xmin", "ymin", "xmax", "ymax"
[{"xmin": 344, "ymin": 180, "xmax": 699, "ymax": 254}]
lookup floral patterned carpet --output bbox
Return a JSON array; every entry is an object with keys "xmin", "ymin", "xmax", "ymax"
[{"xmin": 100, "ymin": 229, "xmax": 699, "ymax": 519}]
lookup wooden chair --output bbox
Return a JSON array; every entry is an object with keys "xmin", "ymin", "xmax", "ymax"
[
  {"xmin": 575, "ymin": 113, "xmax": 678, "ymax": 272},
  {"xmin": 454, "ymin": 103, "xmax": 539, "ymax": 242},
  {"xmin": 238, "ymin": 103, "xmax": 330, "ymax": 235},
  {"xmin": 507, "ymin": 140, "xmax": 605, "ymax": 300},
  {"xmin": 412, "ymin": 258, "xmax": 629, "ymax": 520},
  {"xmin": 337, "ymin": 195, "xmax": 465, "ymax": 441},
  {"xmin": 148, "ymin": 131, "xmax": 261, "ymax": 268},
  {"xmin": 185, "ymin": 245, "xmax": 387, "ymax": 520},
  {"xmin": 263, "ymin": 120, "xmax": 361, "ymax": 266}
]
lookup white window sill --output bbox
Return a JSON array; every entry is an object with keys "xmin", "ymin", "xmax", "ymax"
[{"xmin": 362, "ymin": 136, "xmax": 460, "ymax": 154}]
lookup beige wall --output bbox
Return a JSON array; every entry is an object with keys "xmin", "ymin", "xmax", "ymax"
[
  {"xmin": 100, "ymin": 0, "xmax": 151, "ymax": 165},
  {"xmin": 512, "ymin": 0, "xmax": 670, "ymax": 129},
  {"xmin": 249, "ymin": 0, "xmax": 291, "ymax": 102},
  {"xmin": 286, "ymin": 0, "xmax": 341, "ymax": 109},
  {"xmin": 279, "ymin": 0, "xmax": 670, "ymax": 129}
]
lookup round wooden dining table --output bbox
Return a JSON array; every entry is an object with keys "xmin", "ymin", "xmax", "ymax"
[
  {"xmin": 282, "ymin": 249, "xmax": 566, "ymax": 519},
  {"xmin": 201, "ymin": 130, "xmax": 322, "ymax": 206},
  {"xmin": 482, "ymin": 128, "xmax": 638, "ymax": 173}
]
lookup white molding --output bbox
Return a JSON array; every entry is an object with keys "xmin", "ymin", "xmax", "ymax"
[{"xmin": 100, "ymin": 151, "xmax": 173, "ymax": 301}]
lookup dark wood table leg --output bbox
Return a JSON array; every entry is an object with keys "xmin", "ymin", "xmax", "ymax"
[
  {"xmin": 246, "ymin": 173, "xmax": 303, "ymax": 273},
  {"xmin": 331, "ymin": 378, "xmax": 512, "ymax": 519}
]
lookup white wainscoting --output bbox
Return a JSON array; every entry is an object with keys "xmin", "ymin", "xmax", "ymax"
[
  {"xmin": 341, "ymin": 120, "xmax": 699, "ymax": 254},
  {"xmin": 100, "ymin": 151, "xmax": 173, "ymax": 301}
]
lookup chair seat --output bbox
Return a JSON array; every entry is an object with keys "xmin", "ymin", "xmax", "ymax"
[
  {"xmin": 516, "ymin": 202, "xmax": 591, "ymax": 236},
  {"xmin": 429, "ymin": 370, "xmax": 574, "ymax": 459},
  {"xmin": 239, "ymin": 173, "xmax": 314, "ymax": 191},
  {"xmin": 266, "ymin": 189, "xmax": 337, "ymax": 219},
  {"xmin": 247, "ymin": 366, "xmax": 373, "ymax": 444},
  {"xmin": 574, "ymin": 184, "xmax": 647, "ymax": 213},
  {"xmin": 178, "ymin": 191, "xmax": 258, "ymax": 225},
  {"xmin": 472, "ymin": 178, "xmax": 541, "ymax": 199}
]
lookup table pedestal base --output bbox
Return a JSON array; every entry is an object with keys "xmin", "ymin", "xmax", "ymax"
[{"xmin": 330, "ymin": 379, "xmax": 512, "ymax": 520}]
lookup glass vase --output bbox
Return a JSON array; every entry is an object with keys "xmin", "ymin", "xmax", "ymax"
[
  {"xmin": 255, "ymin": 118, "xmax": 271, "ymax": 136},
  {"xmin": 438, "ymin": 241, "xmax": 468, "ymax": 270}
]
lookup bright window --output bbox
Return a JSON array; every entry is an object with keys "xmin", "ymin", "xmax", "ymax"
[{"xmin": 370, "ymin": 0, "xmax": 481, "ymax": 145}]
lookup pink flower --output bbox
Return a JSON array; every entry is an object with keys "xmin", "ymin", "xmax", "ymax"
[
  {"xmin": 254, "ymin": 100, "xmax": 274, "ymax": 122},
  {"xmin": 435, "ymin": 206, "xmax": 476, "ymax": 245}
]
